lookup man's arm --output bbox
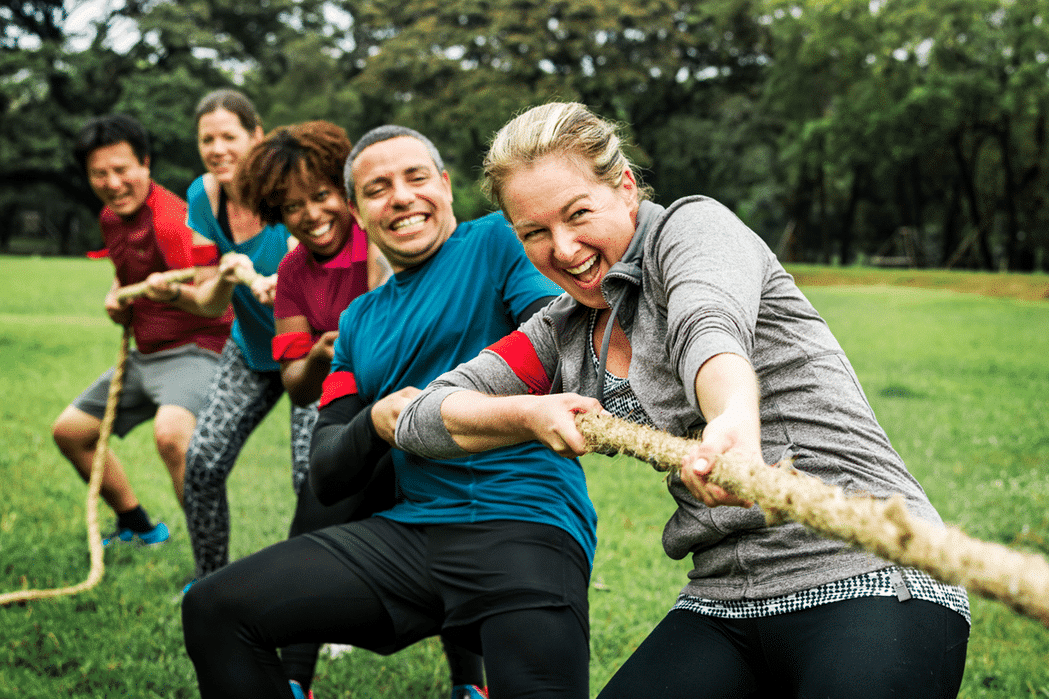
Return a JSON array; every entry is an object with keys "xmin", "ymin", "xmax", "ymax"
[
  {"xmin": 309, "ymin": 393, "xmax": 390, "ymax": 506},
  {"xmin": 142, "ymin": 247, "xmax": 248, "ymax": 317},
  {"xmin": 516, "ymin": 295, "xmax": 558, "ymax": 326},
  {"xmin": 104, "ymin": 277, "xmax": 132, "ymax": 325}
]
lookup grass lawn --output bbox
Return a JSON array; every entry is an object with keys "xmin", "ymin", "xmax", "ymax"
[{"xmin": 1, "ymin": 255, "xmax": 1047, "ymax": 698}]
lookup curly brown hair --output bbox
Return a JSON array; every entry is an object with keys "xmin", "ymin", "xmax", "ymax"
[{"xmin": 236, "ymin": 120, "xmax": 351, "ymax": 225}]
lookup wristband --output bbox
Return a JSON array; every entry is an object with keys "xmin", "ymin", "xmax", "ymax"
[
  {"xmin": 192, "ymin": 243, "xmax": 220, "ymax": 266},
  {"xmin": 320, "ymin": 371, "xmax": 358, "ymax": 408},
  {"xmin": 272, "ymin": 331, "xmax": 314, "ymax": 361}
]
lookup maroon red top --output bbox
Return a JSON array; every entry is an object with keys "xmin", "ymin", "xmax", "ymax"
[
  {"xmin": 101, "ymin": 182, "xmax": 232, "ymax": 354},
  {"xmin": 273, "ymin": 220, "xmax": 370, "ymax": 337}
]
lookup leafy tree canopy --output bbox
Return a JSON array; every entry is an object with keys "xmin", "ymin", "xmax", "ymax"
[{"xmin": 2, "ymin": 0, "xmax": 1047, "ymax": 269}]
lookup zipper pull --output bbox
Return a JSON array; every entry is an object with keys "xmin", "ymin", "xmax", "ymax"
[{"xmin": 889, "ymin": 569, "xmax": 912, "ymax": 602}]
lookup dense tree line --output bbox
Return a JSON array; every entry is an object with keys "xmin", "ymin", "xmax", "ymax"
[{"xmin": 2, "ymin": 0, "xmax": 1047, "ymax": 269}]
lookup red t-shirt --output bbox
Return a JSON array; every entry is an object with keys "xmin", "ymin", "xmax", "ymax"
[
  {"xmin": 101, "ymin": 182, "xmax": 232, "ymax": 354},
  {"xmin": 273, "ymin": 221, "xmax": 370, "ymax": 337}
]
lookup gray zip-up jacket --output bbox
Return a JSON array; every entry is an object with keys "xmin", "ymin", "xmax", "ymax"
[{"xmin": 397, "ymin": 196, "xmax": 944, "ymax": 600}]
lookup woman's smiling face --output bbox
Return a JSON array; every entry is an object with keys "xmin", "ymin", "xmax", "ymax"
[
  {"xmin": 197, "ymin": 107, "xmax": 262, "ymax": 187},
  {"xmin": 501, "ymin": 154, "xmax": 639, "ymax": 308},
  {"xmin": 280, "ymin": 174, "xmax": 351, "ymax": 258}
]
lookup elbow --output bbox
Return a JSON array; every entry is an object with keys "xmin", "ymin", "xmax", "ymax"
[
  {"xmin": 286, "ymin": 384, "xmax": 321, "ymax": 408},
  {"xmin": 281, "ymin": 370, "xmax": 322, "ymax": 407},
  {"xmin": 309, "ymin": 471, "xmax": 341, "ymax": 507},
  {"xmin": 193, "ymin": 299, "xmax": 229, "ymax": 318},
  {"xmin": 307, "ymin": 450, "xmax": 341, "ymax": 507}
]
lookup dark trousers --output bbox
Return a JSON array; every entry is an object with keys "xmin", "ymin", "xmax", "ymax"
[
  {"xmin": 183, "ymin": 519, "xmax": 590, "ymax": 699},
  {"xmin": 598, "ymin": 598, "xmax": 968, "ymax": 699}
]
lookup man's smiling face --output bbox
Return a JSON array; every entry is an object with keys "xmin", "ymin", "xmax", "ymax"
[
  {"xmin": 349, "ymin": 136, "xmax": 456, "ymax": 272},
  {"xmin": 86, "ymin": 141, "xmax": 152, "ymax": 220}
]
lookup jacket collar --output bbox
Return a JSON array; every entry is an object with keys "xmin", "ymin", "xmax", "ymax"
[
  {"xmin": 586, "ymin": 199, "xmax": 664, "ymax": 398},
  {"xmin": 600, "ymin": 199, "xmax": 664, "ymax": 293}
]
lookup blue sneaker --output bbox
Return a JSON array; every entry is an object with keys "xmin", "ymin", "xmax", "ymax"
[
  {"xmin": 451, "ymin": 685, "xmax": 488, "ymax": 699},
  {"xmin": 102, "ymin": 521, "xmax": 170, "ymax": 547},
  {"xmin": 289, "ymin": 680, "xmax": 314, "ymax": 699}
]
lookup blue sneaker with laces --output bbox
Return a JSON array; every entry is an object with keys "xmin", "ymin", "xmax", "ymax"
[
  {"xmin": 102, "ymin": 521, "xmax": 170, "ymax": 547},
  {"xmin": 451, "ymin": 685, "xmax": 488, "ymax": 699}
]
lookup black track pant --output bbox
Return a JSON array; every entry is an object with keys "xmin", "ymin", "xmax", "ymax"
[
  {"xmin": 183, "ymin": 525, "xmax": 589, "ymax": 699},
  {"xmin": 598, "ymin": 598, "xmax": 968, "ymax": 699}
]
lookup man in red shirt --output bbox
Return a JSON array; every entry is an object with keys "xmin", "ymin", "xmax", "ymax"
[{"xmin": 52, "ymin": 114, "xmax": 232, "ymax": 546}]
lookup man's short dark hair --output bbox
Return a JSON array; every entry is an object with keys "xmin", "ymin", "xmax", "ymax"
[{"xmin": 73, "ymin": 114, "xmax": 151, "ymax": 174}]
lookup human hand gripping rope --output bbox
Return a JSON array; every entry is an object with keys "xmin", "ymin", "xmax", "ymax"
[
  {"xmin": 115, "ymin": 260, "xmax": 262, "ymax": 304},
  {"xmin": 574, "ymin": 411, "xmax": 1049, "ymax": 629},
  {"xmin": 114, "ymin": 267, "xmax": 196, "ymax": 302}
]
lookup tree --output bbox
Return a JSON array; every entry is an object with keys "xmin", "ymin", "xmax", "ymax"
[
  {"xmin": 330, "ymin": 0, "xmax": 777, "ymax": 221},
  {"xmin": 2, "ymin": 0, "xmax": 1047, "ymax": 267},
  {"xmin": 755, "ymin": 0, "xmax": 1049, "ymax": 269}
]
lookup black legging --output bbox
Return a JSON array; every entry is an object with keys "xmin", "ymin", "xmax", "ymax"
[
  {"xmin": 182, "ymin": 535, "xmax": 588, "ymax": 699},
  {"xmin": 283, "ymin": 394, "xmax": 486, "ymax": 693},
  {"xmin": 278, "ymin": 465, "xmax": 419, "ymax": 691},
  {"xmin": 597, "ymin": 598, "xmax": 968, "ymax": 699}
]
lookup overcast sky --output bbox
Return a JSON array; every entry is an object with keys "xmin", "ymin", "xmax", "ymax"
[{"xmin": 63, "ymin": 0, "xmax": 140, "ymax": 52}]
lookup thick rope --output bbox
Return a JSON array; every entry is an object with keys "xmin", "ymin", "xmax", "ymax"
[
  {"xmin": 576, "ymin": 411, "xmax": 1049, "ymax": 629},
  {"xmin": 1, "ymin": 325, "xmax": 131, "ymax": 606},
  {"xmin": 115, "ymin": 265, "xmax": 259, "ymax": 304},
  {"xmin": 114, "ymin": 268, "xmax": 196, "ymax": 302}
]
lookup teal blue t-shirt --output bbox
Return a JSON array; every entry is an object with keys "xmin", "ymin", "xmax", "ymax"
[
  {"xmin": 331, "ymin": 212, "xmax": 597, "ymax": 564},
  {"xmin": 186, "ymin": 175, "xmax": 290, "ymax": 372}
]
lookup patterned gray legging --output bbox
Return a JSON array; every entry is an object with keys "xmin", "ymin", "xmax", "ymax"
[{"xmin": 184, "ymin": 340, "xmax": 317, "ymax": 580}]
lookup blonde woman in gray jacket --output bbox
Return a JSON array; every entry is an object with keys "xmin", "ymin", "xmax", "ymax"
[{"xmin": 396, "ymin": 102, "xmax": 970, "ymax": 699}]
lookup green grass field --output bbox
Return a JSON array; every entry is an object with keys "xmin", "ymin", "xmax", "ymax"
[{"xmin": 1, "ymin": 255, "xmax": 1047, "ymax": 698}]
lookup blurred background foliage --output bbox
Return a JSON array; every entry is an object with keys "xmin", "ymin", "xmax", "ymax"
[{"xmin": 3, "ymin": 0, "xmax": 1049, "ymax": 271}]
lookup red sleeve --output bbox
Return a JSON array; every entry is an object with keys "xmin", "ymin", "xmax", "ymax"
[
  {"xmin": 273, "ymin": 252, "xmax": 300, "ymax": 321},
  {"xmin": 320, "ymin": 370, "xmax": 358, "ymax": 408},
  {"xmin": 485, "ymin": 331, "xmax": 552, "ymax": 395},
  {"xmin": 148, "ymin": 184, "xmax": 196, "ymax": 270},
  {"xmin": 272, "ymin": 332, "xmax": 314, "ymax": 362}
]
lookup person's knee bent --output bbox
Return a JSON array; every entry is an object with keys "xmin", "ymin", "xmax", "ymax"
[
  {"xmin": 182, "ymin": 577, "xmax": 239, "ymax": 673},
  {"xmin": 52, "ymin": 407, "xmax": 100, "ymax": 460},
  {"xmin": 154, "ymin": 406, "xmax": 195, "ymax": 466},
  {"xmin": 182, "ymin": 579, "xmax": 215, "ymax": 645},
  {"xmin": 52, "ymin": 403, "xmax": 102, "ymax": 468},
  {"xmin": 480, "ymin": 606, "xmax": 589, "ymax": 699},
  {"xmin": 182, "ymin": 573, "xmax": 244, "ymax": 652}
]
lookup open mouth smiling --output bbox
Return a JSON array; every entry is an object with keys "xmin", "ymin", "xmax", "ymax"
[
  {"xmin": 391, "ymin": 213, "xmax": 427, "ymax": 232},
  {"xmin": 565, "ymin": 255, "xmax": 597, "ymax": 276},
  {"xmin": 308, "ymin": 222, "xmax": 332, "ymax": 239}
]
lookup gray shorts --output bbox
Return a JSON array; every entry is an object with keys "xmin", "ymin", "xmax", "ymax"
[{"xmin": 71, "ymin": 343, "xmax": 221, "ymax": 437}]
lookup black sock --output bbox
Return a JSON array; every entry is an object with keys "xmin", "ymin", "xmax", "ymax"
[{"xmin": 116, "ymin": 505, "xmax": 153, "ymax": 533}]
